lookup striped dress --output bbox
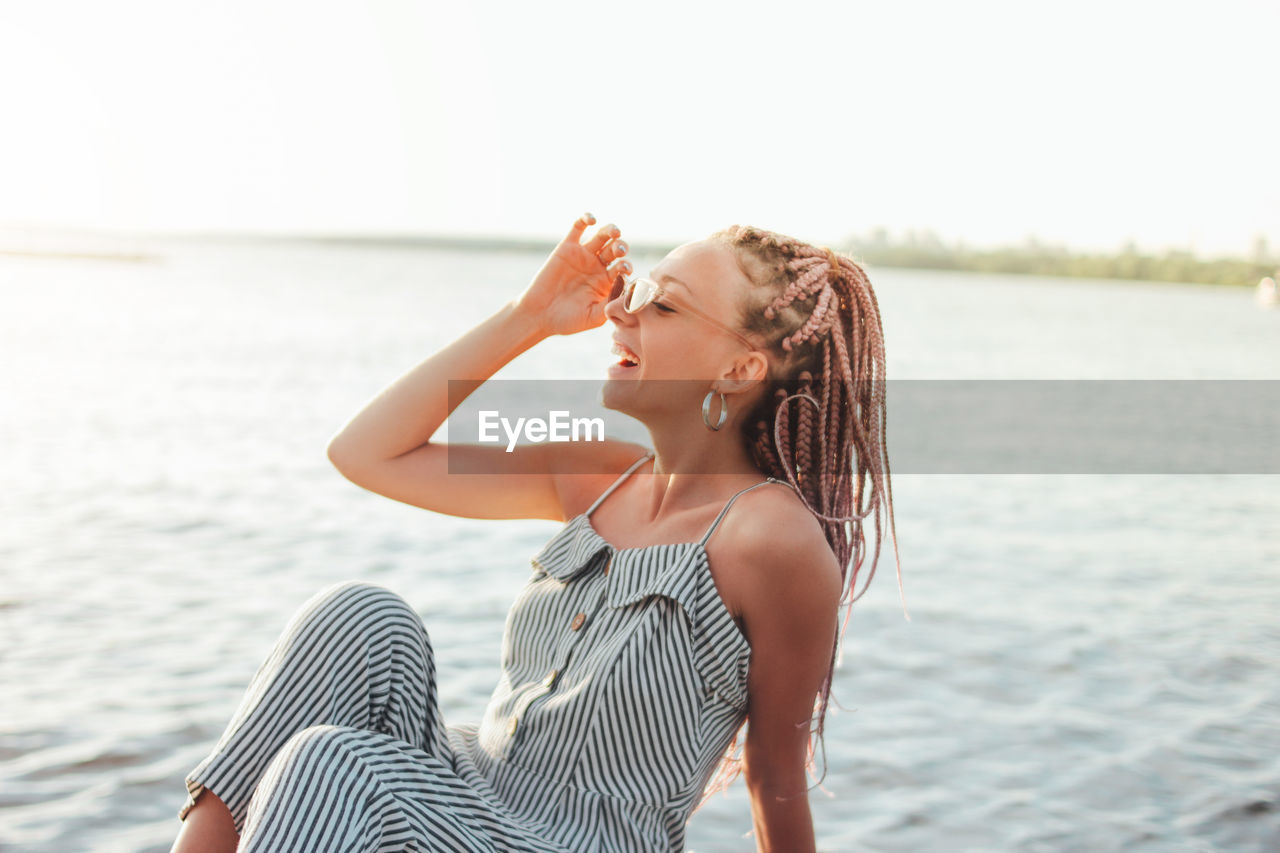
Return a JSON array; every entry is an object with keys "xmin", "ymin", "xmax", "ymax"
[{"xmin": 181, "ymin": 450, "xmax": 786, "ymax": 851}]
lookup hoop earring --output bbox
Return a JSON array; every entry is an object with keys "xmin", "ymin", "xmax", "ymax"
[{"xmin": 702, "ymin": 389, "xmax": 728, "ymax": 431}]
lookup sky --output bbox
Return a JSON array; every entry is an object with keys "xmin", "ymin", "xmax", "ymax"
[{"xmin": 1, "ymin": 0, "xmax": 1277, "ymax": 256}]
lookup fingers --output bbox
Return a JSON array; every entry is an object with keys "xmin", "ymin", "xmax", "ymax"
[
  {"xmin": 584, "ymin": 299, "xmax": 607, "ymax": 329},
  {"xmin": 566, "ymin": 211, "xmax": 628, "ymax": 275},
  {"xmin": 606, "ymin": 256, "xmax": 632, "ymax": 280},
  {"xmin": 604, "ymin": 257, "xmax": 632, "ymax": 300},
  {"xmin": 582, "ymin": 221, "xmax": 621, "ymax": 254},
  {"xmin": 598, "ymin": 238, "xmax": 628, "ymax": 267},
  {"xmin": 563, "ymin": 212, "xmax": 596, "ymax": 244}
]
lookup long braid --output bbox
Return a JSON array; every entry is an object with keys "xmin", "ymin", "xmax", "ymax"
[{"xmin": 696, "ymin": 225, "xmax": 907, "ymax": 803}]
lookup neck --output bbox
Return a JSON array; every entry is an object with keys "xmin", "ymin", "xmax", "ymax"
[{"xmin": 625, "ymin": 408, "xmax": 764, "ymax": 522}]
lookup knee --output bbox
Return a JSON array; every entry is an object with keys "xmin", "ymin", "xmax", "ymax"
[
  {"xmin": 276, "ymin": 724, "xmax": 366, "ymax": 775},
  {"xmin": 310, "ymin": 580, "xmax": 412, "ymax": 616},
  {"xmin": 288, "ymin": 581, "xmax": 425, "ymax": 646},
  {"xmin": 252, "ymin": 725, "xmax": 380, "ymax": 817}
]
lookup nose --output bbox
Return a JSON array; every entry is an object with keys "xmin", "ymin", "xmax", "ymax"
[{"xmin": 603, "ymin": 276, "xmax": 632, "ymax": 325}]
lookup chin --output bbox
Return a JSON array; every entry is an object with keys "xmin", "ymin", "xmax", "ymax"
[
  {"xmin": 603, "ymin": 374, "xmax": 675, "ymax": 425},
  {"xmin": 600, "ymin": 375, "xmax": 638, "ymax": 414}
]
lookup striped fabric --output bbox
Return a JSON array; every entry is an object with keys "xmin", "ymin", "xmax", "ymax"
[{"xmin": 181, "ymin": 450, "xmax": 788, "ymax": 851}]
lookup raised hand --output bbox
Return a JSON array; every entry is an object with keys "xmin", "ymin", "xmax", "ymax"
[{"xmin": 513, "ymin": 213, "xmax": 632, "ymax": 336}]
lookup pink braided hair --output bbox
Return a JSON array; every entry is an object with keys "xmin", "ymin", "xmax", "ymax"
[{"xmin": 697, "ymin": 225, "xmax": 908, "ymax": 804}]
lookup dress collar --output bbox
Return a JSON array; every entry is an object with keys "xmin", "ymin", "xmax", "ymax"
[{"xmin": 530, "ymin": 514, "xmax": 701, "ymax": 615}]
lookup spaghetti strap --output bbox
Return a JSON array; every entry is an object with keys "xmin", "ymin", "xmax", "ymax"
[
  {"xmin": 698, "ymin": 477, "xmax": 795, "ymax": 547},
  {"xmin": 585, "ymin": 450, "xmax": 655, "ymax": 517}
]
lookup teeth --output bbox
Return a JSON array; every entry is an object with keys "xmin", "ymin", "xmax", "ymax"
[{"xmin": 611, "ymin": 342, "xmax": 640, "ymax": 365}]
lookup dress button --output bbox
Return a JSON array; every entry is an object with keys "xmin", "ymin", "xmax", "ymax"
[
  {"xmin": 543, "ymin": 669, "xmax": 559, "ymax": 688},
  {"xmin": 604, "ymin": 557, "xmax": 612, "ymax": 576},
  {"xmin": 570, "ymin": 612, "xmax": 586, "ymax": 631},
  {"xmin": 507, "ymin": 716, "xmax": 519, "ymax": 736}
]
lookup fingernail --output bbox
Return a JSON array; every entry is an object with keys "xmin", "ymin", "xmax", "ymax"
[
  {"xmin": 616, "ymin": 241, "xmax": 628, "ymax": 255},
  {"xmin": 583, "ymin": 212, "xmax": 595, "ymax": 222}
]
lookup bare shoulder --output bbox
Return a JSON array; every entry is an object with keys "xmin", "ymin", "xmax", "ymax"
[
  {"xmin": 709, "ymin": 483, "xmax": 843, "ymax": 628},
  {"xmin": 546, "ymin": 438, "xmax": 653, "ymax": 518}
]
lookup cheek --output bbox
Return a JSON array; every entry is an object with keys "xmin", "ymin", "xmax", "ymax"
[
  {"xmin": 654, "ymin": 350, "xmax": 732, "ymax": 388},
  {"xmin": 642, "ymin": 330, "xmax": 706, "ymax": 374},
  {"xmin": 639, "ymin": 319, "xmax": 739, "ymax": 383}
]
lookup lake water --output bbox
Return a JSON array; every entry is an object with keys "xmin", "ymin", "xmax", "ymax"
[{"xmin": 1, "ymin": 239, "xmax": 1277, "ymax": 852}]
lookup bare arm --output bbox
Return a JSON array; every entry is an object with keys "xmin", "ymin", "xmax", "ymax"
[
  {"xmin": 727, "ymin": 507, "xmax": 842, "ymax": 852},
  {"xmin": 326, "ymin": 213, "xmax": 634, "ymax": 521}
]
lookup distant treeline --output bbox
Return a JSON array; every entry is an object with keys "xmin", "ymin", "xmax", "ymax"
[
  {"xmin": 8, "ymin": 227, "xmax": 1271, "ymax": 288},
  {"xmin": 843, "ymin": 229, "xmax": 1278, "ymax": 287}
]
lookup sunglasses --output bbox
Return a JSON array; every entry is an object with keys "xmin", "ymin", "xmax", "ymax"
[{"xmin": 609, "ymin": 276, "xmax": 757, "ymax": 350}]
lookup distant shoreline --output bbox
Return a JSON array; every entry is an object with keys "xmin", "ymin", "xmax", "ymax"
[
  {"xmin": 2, "ymin": 229, "xmax": 1275, "ymax": 288},
  {"xmin": 0, "ymin": 248, "xmax": 163, "ymax": 263},
  {"xmin": 847, "ymin": 241, "xmax": 1277, "ymax": 289}
]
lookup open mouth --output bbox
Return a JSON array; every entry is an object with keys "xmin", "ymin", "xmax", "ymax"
[{"xmin": 611, "ymin": 342, "xmax": 641, "ymax": 369}]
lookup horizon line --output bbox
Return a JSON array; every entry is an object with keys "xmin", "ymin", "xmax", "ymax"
[{"xmin": 0, "ymin": 221, "xmax": 1273, "ymax": 263}]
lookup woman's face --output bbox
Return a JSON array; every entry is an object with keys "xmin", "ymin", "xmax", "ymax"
[{"xmin": 602, "ymin": 239, "xmax": 759, "ymax": 416}]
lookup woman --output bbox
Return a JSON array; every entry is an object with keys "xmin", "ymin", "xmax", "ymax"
[{"xmin": 171, "ymin": 213, "xmax": 905, "ymax": 852}]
